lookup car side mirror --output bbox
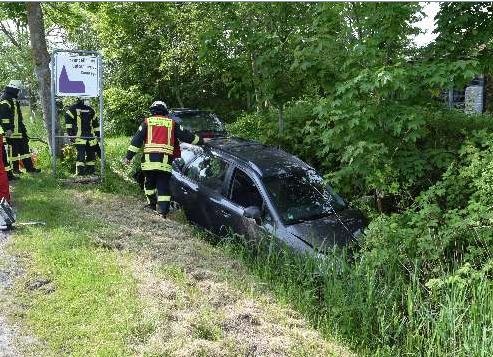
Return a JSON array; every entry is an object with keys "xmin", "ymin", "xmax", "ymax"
[
  {"xmin": 243, "ymin": 206, "xmax": 261, "ymax": 225},
  {"xmin": 172, "ymin": 158, "xmax": 185, "ymax": 172}
]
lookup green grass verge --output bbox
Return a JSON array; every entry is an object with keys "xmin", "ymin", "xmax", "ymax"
[{"xmin": 10, "ymin": 174, "xmax": 140, "ymax": 356}]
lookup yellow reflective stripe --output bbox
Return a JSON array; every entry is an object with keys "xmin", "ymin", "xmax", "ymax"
[
  {"xmin": 18, "ymin": 153, "xmax": 32, "ymax": 160},
  {"xmin": 0, "ymin": 100, "xmax": 10, "ymax": 108},
  {"xmin": 65, "ymin": 110, "xmax": 75, "ymax": 119},
  {"xmin": 191, "ymin": 135, "xmax": 200, "ymax": 145},
  {"xmin": 10, "ymin": 133, "xmax": 22, "ymax": 139},
  {"xmin": 147, "ymin": 117, "xmax": 172, "ymax": 127},
  {"xmin": 143, "ymin": 146, "xmax": 173, "ymax": 154},
  {"xmin": 0, "ymin": 126, "xmax": 3, "ymax": 135},
  {"xmin": 76, "ymin": 109, "xmax": 82, "ymax": 137},
  {"xmin": 85, "ymin": 161, "xmax": 95, "ymax": 166},
  {"xmin": 128, "ymin": 145, "xmax": 140, "ymax": 153},
  {"xmin": 93, "ymin": 127, "xmax": 100, "ymax": 132},
  {"xmin": 157, "ymin": 195, "xmax": 171, "ymax": 202},
  {"xmin": 89, "ymin": 139, "xmax": 98, "ymax": 146},
  {"xmin": 13, "ymin": 100, "xmax": 19, "ymax": 135},
  {"xmin": 141, "ymin": 162, "xmax": 172, "ymax": 171},
  {"xmin": 1, "ymin": 119, "xmax": 10, "ymax": 123},
  {"xmin": 66, "ymin": 123, "xmax": 73, "ymax": 128},
  {"xmin": 147, "ymin": 120, "xmax": 153, "ymax": 144},
  {"xmin": 76, "ymin": 161, "xmax": 85, "ymax": 166},
  {"xmin": 144, "ymin": 188, "xmax": 156, "ymax": 195}
]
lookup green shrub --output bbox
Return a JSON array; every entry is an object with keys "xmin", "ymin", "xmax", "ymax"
[
  {"xmin": 227, "ymin": 98, "xmax": 322, "ymax": 167},
  {"xmin": 104, "ymin": 85, "xmax": 153, "ymax": 136}
]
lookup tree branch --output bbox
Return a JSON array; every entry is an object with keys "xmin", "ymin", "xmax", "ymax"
[{"xmin": 0, "ymin": 21, "xmax": 21, "ymax": 48}]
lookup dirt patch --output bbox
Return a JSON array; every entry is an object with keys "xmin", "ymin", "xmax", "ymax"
[
  {"xmin": 75, "ymin": 189, "xmax": 356, "ymax": 357},
  {"xmin": 0, "ymin": 232, "xmax": 45, "ymax": 356}
]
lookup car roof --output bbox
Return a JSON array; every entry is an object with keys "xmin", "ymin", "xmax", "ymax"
[
  {"xmin": 205, "ymin": 137, "xmax": 312, "ymax": 177},
  {"xmin": 170, "ymin": 108, "xmax": 210, "ymax": 114}
]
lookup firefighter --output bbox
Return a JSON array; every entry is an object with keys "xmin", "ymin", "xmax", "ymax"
[
  {"xmin": 0, "ymin": 80, "xmax": 40, "ymax": 175},
  {"xmin": 0, "ymin": 123, "xmax": 11, "ymax": 202},
  {"xmin": 65, "ymin": 98, "xmax": 100, "ymax": 175},
  {"xmin": 123, "ymin": 101, "xmax": 202, "ymax": 218}
]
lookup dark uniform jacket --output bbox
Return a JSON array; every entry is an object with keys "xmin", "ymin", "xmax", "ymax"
[
  {"xmin": 0, "ymin": 94, "xmax": 27, "ymax": 139},
  {"xmin": 65, "ymin": 103, "xmax": 99, "ymax": 145}
]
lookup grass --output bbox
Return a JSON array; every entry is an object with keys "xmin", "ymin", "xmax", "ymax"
[
  {"xmin": 10, "ymin": 127, "xmax": 492, "ymax": 356},
  {"xmin": 102, "ymin": 136, "xmax": 493, "ymax": 356},
  {"xmin": 216, "ymin": 234, "xmax": 493, "ymax": 357},
  {"xmin": 4, "ymin": 133, "xmax": 346, "ymax": 356},
  {"xmin": 9, "ymin": 174, "xmax": 141, "ymax": 356}
]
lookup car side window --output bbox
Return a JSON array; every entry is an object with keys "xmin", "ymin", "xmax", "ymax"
[
  {"xmin": 184, "ymin": 154, "xmax": 228, "ymax": 192},
  {"xmin": 229, "ymin": 168, "xmax": 263, "ymax": 208}
]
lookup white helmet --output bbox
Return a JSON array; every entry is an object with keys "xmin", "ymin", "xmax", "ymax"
[
  {"xmin": 150, "ymin": 100, "xmax": 167, "ymax": 111},
  {"xmin": 7, "ymin": 80, "xmax": 22, "ymax": 90}
]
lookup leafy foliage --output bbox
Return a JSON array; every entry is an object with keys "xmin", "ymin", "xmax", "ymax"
[{"xmin": 1, "ymin": 2, "xmax": 493, "ymax": 356}]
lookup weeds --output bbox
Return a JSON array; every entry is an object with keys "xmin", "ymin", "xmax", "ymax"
[{"xmin": 217, "ymin": 234, "xmax": 493, "ymax": 357}]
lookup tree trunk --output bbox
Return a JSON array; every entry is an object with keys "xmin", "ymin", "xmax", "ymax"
[
  {"xmin": 250, "ymin": 52, "xmax": 261, "ymax": 112},
  {"xmin": 26, "ymin": 2, "xmax": 60, "ymax": 155},
  {"xmin": 278, "ymin": 105, "xmax": 284, "ymax": 136},
  {"xmin": 278, "ymin": 105, "xmax": 284, "ymax": 149},
  {"xmin": 174, "ymin": 87, "xmax": 184, "ymax": 108}
]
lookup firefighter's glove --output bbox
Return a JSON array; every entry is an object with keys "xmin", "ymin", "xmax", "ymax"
[{"xmin": 122, "ymin": 157, "xmax": 131, "ymax": 166}]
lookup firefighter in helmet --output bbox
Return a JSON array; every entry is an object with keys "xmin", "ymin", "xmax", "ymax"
[
  {"xmin": 65, "ymin": 97, "xmax": 100, "ymax": 175},
  {"xmin": 123, "ymin": 101, "xmax": 202, "ymax": 218},
  {"xmin": 0, "ymin": 80, "xmax": 40, "ymax": 175}
]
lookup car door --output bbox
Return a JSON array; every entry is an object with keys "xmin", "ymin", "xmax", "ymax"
[
  {"xmin": 176, "ymin": 153, "xmax": 230, "ymax": 231},
  {"xmin": 220, "ymin": 167, "xmax": 275, "ymax": 246}
]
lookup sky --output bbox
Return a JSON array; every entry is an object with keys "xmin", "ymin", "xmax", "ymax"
[{"xmin": 413, "ymin": 2, "xmax": 440, "ymax": 47}]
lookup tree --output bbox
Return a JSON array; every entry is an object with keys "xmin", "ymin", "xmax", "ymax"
[{"xmin": 26, "ymin": 2, "xmax": 59, "ymax": 153}]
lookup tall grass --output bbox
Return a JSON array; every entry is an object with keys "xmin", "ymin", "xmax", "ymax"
[{"xmin": 219, "ymin": 236, "xmax": 493, "ymax": 356}]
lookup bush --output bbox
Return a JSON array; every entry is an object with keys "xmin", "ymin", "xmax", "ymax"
[
  {"xmin": 227, "ymin": 98, "xmax": 322, "ymax": 167},
  {"xmin": 104, "ymin": 85, "xmax": 153, "ymax": 136}
]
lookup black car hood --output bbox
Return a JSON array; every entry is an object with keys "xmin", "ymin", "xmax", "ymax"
[{"xmin": 286, "ymin": 208, "xmax": 365, "ymax": 251}]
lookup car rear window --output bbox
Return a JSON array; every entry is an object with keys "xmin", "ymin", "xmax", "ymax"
[{"xmin": 173, "ymin": 112, "xmax": 225, "ymax": 133}]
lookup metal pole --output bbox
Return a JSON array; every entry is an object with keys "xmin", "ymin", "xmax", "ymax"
[
  {"xmin": 98, "ymin": 54, "xmax": 105, "ymax": 181},
  {"xmin": 50, "ymin": 50, "xmax": 57, "ymax": 176}
]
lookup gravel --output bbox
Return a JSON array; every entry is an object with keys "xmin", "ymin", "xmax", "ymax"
[{"xmin": 0, "ymin": 231, "xmax": 22, "ymax": 357}]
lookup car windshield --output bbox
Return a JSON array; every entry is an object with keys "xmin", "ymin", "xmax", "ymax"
[
  {"xmin": 263, "ymin": 169, "xmax": 347, "ymax": 225},
  {"xmin": 172, "ymin": 112, "xmax": 225, "ymax": 133}
]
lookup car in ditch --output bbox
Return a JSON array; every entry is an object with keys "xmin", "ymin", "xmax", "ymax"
[
  {"xmin": 169, "ymin": 108, "xmax": 227, "ymax": 139},
  {"xmin": 171, "ymin": 137, "xmax": 366, "ymax": 254}
]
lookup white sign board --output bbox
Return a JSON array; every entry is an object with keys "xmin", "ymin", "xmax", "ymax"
[{"xmin": 54, "ymin": 52, "xmax": 100, "ymax": 97}]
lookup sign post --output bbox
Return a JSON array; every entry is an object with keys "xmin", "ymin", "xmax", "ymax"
[{"xmin": 50, "ymin": 50, "xmax": 105, "ymax": 180}]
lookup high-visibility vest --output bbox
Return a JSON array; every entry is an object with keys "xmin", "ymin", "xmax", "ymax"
[{"xmin": 144, "ymin": 116, "xmax": 175, "ymax": 155}]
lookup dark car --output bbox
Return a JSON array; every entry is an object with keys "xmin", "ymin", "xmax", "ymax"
[
  {"xmin": 171, "ymin": 137, "xmax": 365, "ymax": 254},
  {"xmin": 169, "ymin": 108, "xmax": 227, "ymax": 139}
]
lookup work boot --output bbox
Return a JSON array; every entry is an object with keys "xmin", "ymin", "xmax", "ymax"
[
  {"xmin": 85, "ymin": 165, "xmax": 95, "ymax": 175},
  {"xmin": 7, "ymin": 172, "xmax": 19, "ymax": 181},
  {"xmin": 156, "ymin": 205, "xmax": 169, "ymax": 219},
  {"xmin": 23, "ymin": 158, "xmax": 41, "ymax": 173},
  {"xmin": 143, "ymin": 203, "xmax": 156, "ymax": 212},
  {"xmin": 76, "ymin": 165, "xmax": 86, "ymax": 176},
  {"xmin": 12, "ymin": 161, "xmax": 21, "ymax": 175}
]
